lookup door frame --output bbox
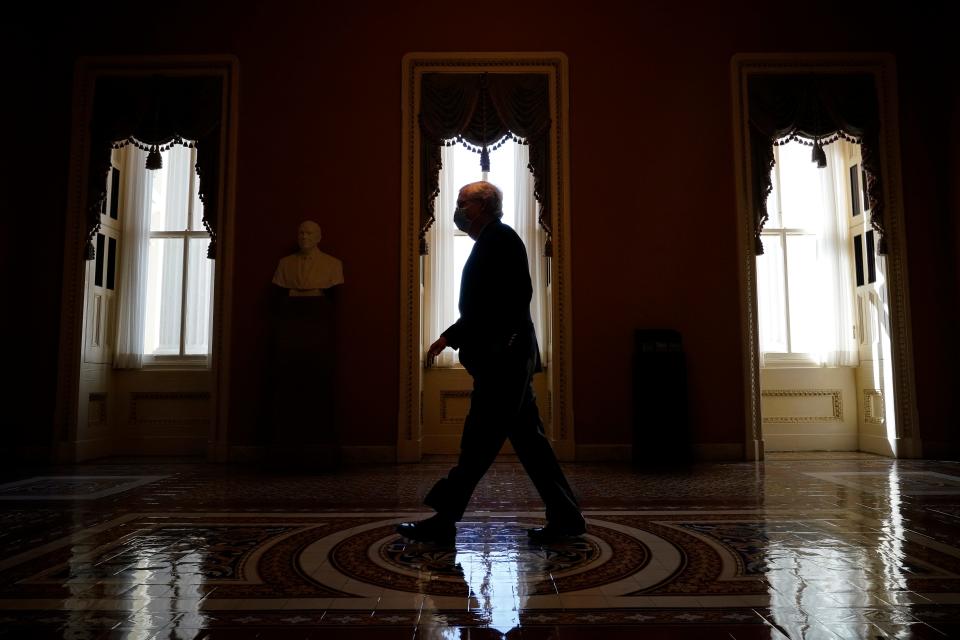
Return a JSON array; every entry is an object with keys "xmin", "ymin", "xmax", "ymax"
[
  {"xmin": 54, "ymin": 55, "xmax": 239, "ymax": 462},
  {"xmin": 730, "ymin": 53, "xmax": 919, "ymax": 459},
  {"xmin": 398, "ymin": 52, "xmax": 575, "ymax": 462}
]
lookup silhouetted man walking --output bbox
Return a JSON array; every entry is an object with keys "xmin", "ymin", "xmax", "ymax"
[{"xmin": 397, "ymin": 181, "xmax": 585, "ymax": 544}]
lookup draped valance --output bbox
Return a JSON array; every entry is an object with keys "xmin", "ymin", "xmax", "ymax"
[
  {"xmin": 749, "ymin": 74, "xmax": 886, "ymax": 254},
  {"xmin": 86, "ymin": 75, "xmax": 223, "ymax": 259},
  {"xmin": 419, "ymin": 73, "xmax": 552, "ymax": 255}
]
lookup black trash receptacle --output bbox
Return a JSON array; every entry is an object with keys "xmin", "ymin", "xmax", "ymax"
[{"xmin": 633, "ymin": 329, "xmax": 693, "ymax": 467}]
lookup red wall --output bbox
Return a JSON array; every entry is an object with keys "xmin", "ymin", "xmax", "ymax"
[{"xmin": 6, "ymin": 1, "xmax": 956, "ymax": 457}]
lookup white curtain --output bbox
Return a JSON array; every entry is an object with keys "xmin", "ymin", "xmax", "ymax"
[
  {"xmin": 817, "ymin": 142, "xmax": 859, "ymax": 367},
  {"xmin": 114, "ymin": 145, "xmax": 153, "ymax": 369},
  {"xmin": 513, "ymin": 142, "xmax": 548, "ymax": 364},
  {"xmin": 157, "ymin": 146, "xmax": 192, "ymax": 354},
  {"xmin": 425, "ymin": 141, "xmax": 548, "ymax": 367},
  {"xmin": 425, "ymin": 144, "xmax": 461, "ymax": 367}
]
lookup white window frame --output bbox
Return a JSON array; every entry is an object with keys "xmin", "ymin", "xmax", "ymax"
[
  {"xmin": 423, "ymin": 138, "xmax": 544, "ymax": 369},
  {"xmin": 143, "ymin": 146, "xmax": 211, "ymax": 368},
  {"xmin": 760, "ymin": 143, "xmax": 824, "ymax": 368}
]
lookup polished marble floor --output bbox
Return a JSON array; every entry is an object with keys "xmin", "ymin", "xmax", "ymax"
[{"xmin": 3, "ymin": 454, "xmax": 960, "ymax": 639}]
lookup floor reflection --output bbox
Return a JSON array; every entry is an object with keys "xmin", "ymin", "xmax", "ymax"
[
  {"xmin": 3, "ymin": 457, "xmax": 960, "ymax": 638},
  {"xmin": 763, "ymin": 460, "xmax": 935, "ymax": 638}
]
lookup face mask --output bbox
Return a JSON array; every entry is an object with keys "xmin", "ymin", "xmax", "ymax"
[{"xmin": 453, "ymin": 207, "xmax": 472, "ymax": 233}]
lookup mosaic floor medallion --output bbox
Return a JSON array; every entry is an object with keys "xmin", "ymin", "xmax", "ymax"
[
  {"xmin": 6, "ymin": 459, "xmax": 960, "ymax": 636},
  {"xmin": 322, "ymin": 520, "xmax": 646, "ymax": 596}
]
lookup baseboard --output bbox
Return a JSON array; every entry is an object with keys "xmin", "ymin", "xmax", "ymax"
[
  {"xmin": 421, "ymin": 435, "xmax": 461, "ymax": 455},
  {"xmin": 10, "ymin": 446, "xmax": 52, "ymax": 465},
  {"xmin": 75, "ymin": 437, "xmax": 114, "ymax": 462},
  {"xmin": 115, "ymin": 437, "xmax": 207, "ymax": 456},
  {"xmin": 576, "ymin": 443, "xmax": 747, "ymax": 462},
  {"xmin": 695, "ymin": 442, "xmax": 746, "ymax": 461},
  {"xmin": 228, "ymin": 445, "xmax": 397, "ymax": 464},
  {"xmin": 340, "ymin": 445, "xmax": 396, "ymax": 464},
  {"xmin": 858, "ymin": 433, "xmax": 896, "ymax": 457},
  {"xmin": 575, "ymin": 444, "xmax": 631, "ymax": 461},
  {"xmin": 915, "ymin": 439, "xmax": 960, "ymax": 461},
  {"xmin": 763, "ymin": 433, "xmax": 858, "ymax": 453},
  {"xmin": 229, "ymin": 445, "xmax": 263, "ymax": 463}
]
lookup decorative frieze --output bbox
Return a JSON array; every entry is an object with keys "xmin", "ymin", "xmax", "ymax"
[
  {"xmin": 863, "ymin": 389, "xmax": 885, "ymax": 424},
  {"xmin": 761, "ymin": 389, "xmax": 843, "ymax": 424}
]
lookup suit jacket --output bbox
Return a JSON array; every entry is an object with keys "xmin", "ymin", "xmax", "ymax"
[{"xmin": 442, "ymin": 219, "xmax": 542, "ymax": 375}]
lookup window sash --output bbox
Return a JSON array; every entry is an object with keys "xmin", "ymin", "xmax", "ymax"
[
  {"xmin": 144, "ymin": 146, "xmax": 212, "ymax": 361},
  {"xmin": 759, "ymin": 228, "xmax": 820, "ymax": 362}
]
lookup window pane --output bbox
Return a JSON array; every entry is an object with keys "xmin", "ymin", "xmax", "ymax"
[
  {"xmin": 785, "ymin": 234, "xmax": 820, "ymax": 354},
  {"xmin": 446, "ymin": 138, "xmax": 520, "ymax": 323},
  {"xmin": 452, "ymin": 144, "xmax": 481, "ymax": 197},
  {"xmin": 849, "ymin": 164, "xmax": 861, "ymax": 217},
  {"xmin": 777, "ymin": 141, "xmax": 823, "ymax": 230},
  {"xmin": 854, "ymin": 233, "xmax": 864, "ymax": 287},
  {"xmin": 145, "ymin": 238, "xmax": 184, "ymax": 355},
  {"xmin": 95, "ymin": 233, "xmax": 105, "ymax": 287},
  {"xmin": 190, "ymin": 174, "xmax": 206, "ymax": 232},
  {"xmin": 185, "ymin": 239, "xmax": 214, "ymax": 355},
  {"xmin": 450, "ymin": 140, "xmax": 518, "ymax": 229},
  {"xmin": 756, "ymin": 234, "xmax": 787, "ymax": 353},
  {"xmin": 149, "ymin": 146, "xmax": 192, "ymax": 232},
  {"xmin": 485, "ymin": 142, "xmax": 517, "ymax": 228}
]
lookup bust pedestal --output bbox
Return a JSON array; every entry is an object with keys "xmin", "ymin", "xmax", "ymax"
[{"xmin": 265, "ymin": 294, "xmax": 339, "ymax": 469}]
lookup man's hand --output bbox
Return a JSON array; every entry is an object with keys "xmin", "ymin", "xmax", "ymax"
[{"xmin": 425, "ymin": 336, "xmax": 448, "ymax": 368}]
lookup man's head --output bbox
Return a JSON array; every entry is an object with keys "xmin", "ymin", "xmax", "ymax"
[
  {"xmin": 297, "ymin": 220, "xmax": 321, "ymax": 251},
  {"xmin": 456, "ymin": 181, "xmax": 503, "ymax": 239}
]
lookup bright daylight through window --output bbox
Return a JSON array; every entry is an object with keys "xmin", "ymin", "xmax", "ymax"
[
  {"xmin": 144, "ymin": 145, "xmax": 213, "ymax": 359},
  {"xmin": 423, "ymin": 137, "xmax": 546, "ymax": 368},
  {"xmin": 756, "ymin": 139, "xmax": 859, "ymax": 368}
]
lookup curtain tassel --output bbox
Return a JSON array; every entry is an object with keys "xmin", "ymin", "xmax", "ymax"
[
  {"xmin": 146, "ymin": 145, "xmax": 163, "ymax": 170},
  {"xmin": 480, "ymin": 146, "xmax": 490, "ymax": 172},
  {"xmin": 811, "ymin": 139, "xmax": 827, "ymax": 168}
]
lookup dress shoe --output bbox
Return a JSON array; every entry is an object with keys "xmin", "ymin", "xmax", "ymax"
[
  {"xmin": 527, "ymin": 523, "xmax": 586, "ymax": 544},
  {"xmin": 395, "ymin": 515, "xmax": 456, "ymax": 544}
]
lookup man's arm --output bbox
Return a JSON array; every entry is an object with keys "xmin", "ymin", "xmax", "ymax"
[
  {"xmin": 426, "ymin": 335, "xmax": 447, "ymax": 368},
  {"xmin": 440, "ymin": 317, "xmax": 466, "ymax": 349}
]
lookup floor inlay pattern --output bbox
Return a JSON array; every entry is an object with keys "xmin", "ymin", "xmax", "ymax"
[
  {"xmin": 0, "ymin": 476, "xmax": 167, "ymax": 500},
  {"xmin": 4, "ymin": 458, "xmax": 960, "ymax": 638}
]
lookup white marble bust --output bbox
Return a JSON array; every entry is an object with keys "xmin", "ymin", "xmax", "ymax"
[{"xmin": 272, "ymin": 220, "xmax": 344, "ymax": 297}]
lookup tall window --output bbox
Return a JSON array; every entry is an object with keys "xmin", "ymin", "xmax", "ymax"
[
  {"xmin": 756, "ymin": 140, "xmax": 858, "ymax": 367},
  {"xmin": 113, "ymin": 143, "xmax": 214, "ymax": 368},
  {"xmin": 145, "ymin": 145, "xmax": 213, "ymax": 359},
  {"xmin": 423, "ymin": 138, "xmax": 547, "ymax": 367}
]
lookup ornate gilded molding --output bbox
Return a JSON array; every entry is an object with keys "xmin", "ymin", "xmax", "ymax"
[
  {"xmin": 440, "ymin": 390, "xmax": 472, "ymax": 424},
  {"xmin": 863, "ymin": 389, "xmax": 886, "ymax": 424},
  {"xmin": 87, "ymin": 393, "xmax": 107, "ymax": 429},
  {"xmin": 761, "ymin": 388, "xmax": 843, "ymax": 424}
]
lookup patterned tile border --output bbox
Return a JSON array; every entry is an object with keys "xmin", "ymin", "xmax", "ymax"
[{"xmin": 0, "ymin": 476, "xmax": 168, "ymax": 500}]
